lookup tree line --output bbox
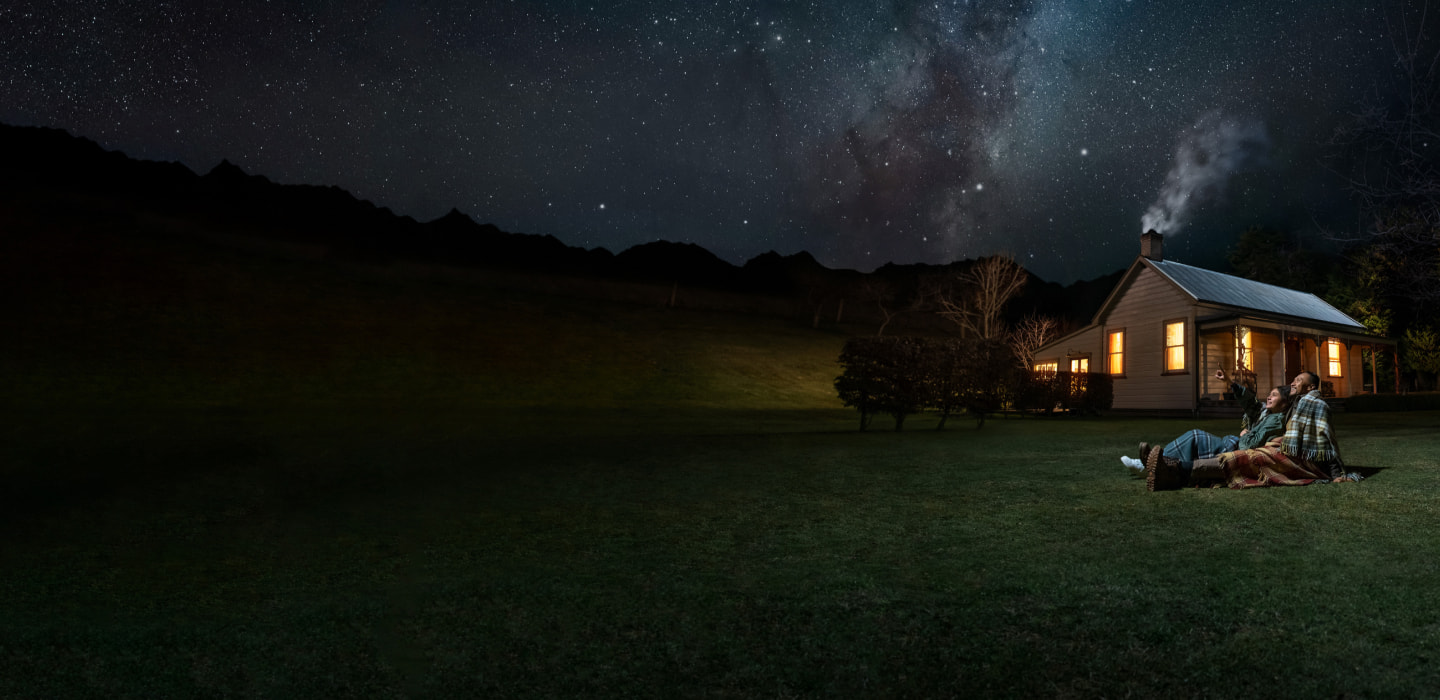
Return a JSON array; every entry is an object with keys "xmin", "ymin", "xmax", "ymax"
[{"xmin": 834, "ymin": 336, "xmax": 1113, "ymax": 431}]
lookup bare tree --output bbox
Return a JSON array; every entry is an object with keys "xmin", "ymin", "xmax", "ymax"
[
  {"xmin": 1009, "ymin": 313, "xmax": 1060, "ymax": 369},
  {"xmin": 856, "ymin": 277, "xmax": 900, "ymax": 336},
  {"xmin": 857, "ymin": 275, "xmax": 938, "ymax": 336},
  {"xmin": 936, "ymin": 255, "xmax": 1029, "ymax": 339}
]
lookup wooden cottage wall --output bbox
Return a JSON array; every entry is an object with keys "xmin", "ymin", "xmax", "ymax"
[
  {"xmin": 1103, "ymin": 267, "xmax": 1195, "ymax": 410},
  {"xmin": 1200, "ymin": 332, "xmax": 1230, "ymax": 398},
  {"xmin": 1032, "ymin": 326, "xmax": 1103, "ymax": 370},
  {"xmin": 1347, "ymin": 343, "xmax": 1365, "ymax": 395},
  {"xmin": 1250, "ymin": 330, "xmax": 1285, "ymax": 395},
  {"xmin": 1322, "ymin": 340, "xmax": 1353, "ymax": 397}
]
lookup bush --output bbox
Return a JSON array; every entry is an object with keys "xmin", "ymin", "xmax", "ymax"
[
  {"xmin": 1012, "ymin": 371, "xmax": 1113, "ymax": 414},
  {"xmin": 835, "ymin": 336, "xmax": 1019, "ymax": 431},
  {"xmin": 1343, "ymin": 392, "xmax": 1440, "ymax": 412},
  {"xmin": 835, "ymin": 336, "xmax": 928, "ymax": 431}
]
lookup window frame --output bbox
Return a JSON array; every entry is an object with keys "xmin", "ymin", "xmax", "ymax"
[
  {"xmin": 1106, "ymin": 329, "xmax": 1126, "ymax": 377},
  {"xmin": 1327, "ymin": 339, "xmax": 1343, "ymax": 377},
  {"xmin": 1162, "ymin": 318, "xmax": 1188, "ymax": 375},
  {"xmin": 1235, "ymin": 325, "xmax": 1254, "ymax": 372}
]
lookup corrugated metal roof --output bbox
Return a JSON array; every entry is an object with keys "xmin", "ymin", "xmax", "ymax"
[{"xmin": 1149, "ymin": 259, "xmax": 1366, "ymax": 329}]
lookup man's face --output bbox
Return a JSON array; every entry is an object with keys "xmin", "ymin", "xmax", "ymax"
[{"xmin": 1291, "ymin": 373, "xmax": 1311, "ymax": 393}]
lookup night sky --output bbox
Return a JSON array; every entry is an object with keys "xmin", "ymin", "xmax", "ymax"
[{"xmin": 0, "ymin": 1, "xmax": 1412, "ymax": 282}]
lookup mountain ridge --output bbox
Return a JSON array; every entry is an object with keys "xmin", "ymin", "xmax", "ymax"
[{"xmin": 0, "ymin": 122, "xmax": 1123, "ymax": 328}]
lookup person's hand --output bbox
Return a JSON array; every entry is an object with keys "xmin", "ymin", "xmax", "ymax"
[
  {"xmin": 1240, "ymin": 428, "xmax": 1249, "ymax": 437},
  {"xmin": 1266, "ymin": 436, "xmax": 1282, "ymax": 448}
]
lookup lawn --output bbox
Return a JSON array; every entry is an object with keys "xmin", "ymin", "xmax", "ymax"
[
  {"xmin": 4, "ymin": 403, "xmax": 1438, "ymax": 698},
  {"xmin": 5, "ymin": 232, "xmax": 1440, "ymax": 697}
]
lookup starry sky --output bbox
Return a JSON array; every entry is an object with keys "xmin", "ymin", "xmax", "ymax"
[{"xmin": 0, "ymin": 1, "xmax": 1414, "ymax": 282}]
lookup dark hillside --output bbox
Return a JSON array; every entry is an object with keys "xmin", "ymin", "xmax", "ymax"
[{"xmin": 0, "ymin": 123, "xmax": 1119, "ymax": 330}]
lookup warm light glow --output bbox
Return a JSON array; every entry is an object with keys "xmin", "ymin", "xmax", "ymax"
[
  {"xmin": 1328, "ymin": 339, "xmax": 1343, "ymax": 377},
  {"xmin": 1165, "ymin": 321, "xmax": 1185, "ymax": 371},
  {"xmin": 1108, "ymin": 330, "xmax": 1124, "ymax": 375},
  {"xmin": 1070, "ymin": 357, "xmax": 1089, "ymax": 373},
  {"xmin": 1034, "ymin": 362, "xmax": 1058, "ymax": 372},
  {"xmin": 1235, "ymin": 326, "xmax": 1253, "ymax": 371}
]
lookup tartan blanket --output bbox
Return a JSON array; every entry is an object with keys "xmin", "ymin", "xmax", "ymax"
[
  {"xmin": 1215, "ymin": 445, "xmax": 1360, "ymax": 489},
  {"xmin": 1282, "ymin": 390, "xmax": 1342, "ymax": 465},
  {"xmin": 1162, "ymin": 430, "xmax": 1240, "ymax": 462}
]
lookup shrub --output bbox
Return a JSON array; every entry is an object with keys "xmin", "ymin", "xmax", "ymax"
[
  {"xmin": 835, "ymin": 336, "xmax": 1020, "ymax": 431},
  {"xmin": 1013, "ymin": 371, "xmax": 1113, "ymax": 414},
  {"xmin": 835, "ymin": 336, "xmax": 927, "ymax": 431},
  {"xmin": 1343, "ymin": 392, "xmax": 1440, "ymax": 412}
]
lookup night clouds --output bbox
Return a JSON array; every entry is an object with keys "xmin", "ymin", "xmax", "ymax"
[{"xmin": 0, "ymin": 0, "xmax": 1407, "ymax": 281}]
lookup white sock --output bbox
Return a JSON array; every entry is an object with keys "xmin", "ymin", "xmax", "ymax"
[{"xmin": 1121, "ymin": 456, "xmax": 1144, "ymax": 470}]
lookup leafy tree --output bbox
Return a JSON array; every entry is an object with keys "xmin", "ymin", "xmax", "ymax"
[
  {"xmin": 835, "ymin": 337, "xmax": 885, "ymax": 430},
  {"xmin": 957, "ymin": 338, "xmax": 1017, "ymax": 427},
  {"xmin": 925, "ymin": 337, "xmax": 1015, "ymax": 429},
  {"xmin": 834, "ymin": 336, "xmax": 927, "ymax": 431},
  {"xmin": 836, "ymin": 336, "xmax": 1020, "ymax": 431},
  {"xmin": 1403, "ymin": 325, "xmax": 1440, "ymax": 390},
  {"xmin": 1228, "ymin": 226, "xmax": 1287, "ymax": 282},
  {"xmin": 1229, "ymin": 225, "xmax": 1336, "ymax": 296}
]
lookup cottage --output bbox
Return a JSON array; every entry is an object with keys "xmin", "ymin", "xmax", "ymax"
[{"xmin": 1032, "ymin": 231, "xmax": 1393, "ymax": 414}]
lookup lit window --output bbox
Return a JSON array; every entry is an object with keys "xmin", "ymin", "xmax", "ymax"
[
  {"xmin": 1328, "ymin": 340, "xmax": 1343, "ymax": 377},
  {"xmin": 1070, "ymin": 357, "xmax": 1089, "ymax": 373},
  {"xmin": 1165, "ymin": 321, "xmax": 1186, "ymax": 372},
  {"xmin": 1235, "ymin": 326, "xmax": 1253, "ymax": 372},
  {"xmin": 1107, "ymin": 330, "xmax": 1125, "ymax": 375},
  {"xmin": 1034, "ymin": 362, "xmax": 1058, "ymax": 372}
]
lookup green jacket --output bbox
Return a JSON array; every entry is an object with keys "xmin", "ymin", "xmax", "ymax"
[{"xmin": 1237, "ymin": 408, "xmax": 1286, "ymax": 450}]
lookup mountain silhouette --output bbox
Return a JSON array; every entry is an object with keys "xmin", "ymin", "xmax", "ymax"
[{"xmin": 0, "ymin": 122, "xmax": 1119, "ymax": 327}]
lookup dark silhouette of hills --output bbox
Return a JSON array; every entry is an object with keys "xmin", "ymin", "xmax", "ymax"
[{"xmin": 0, "ymin": 123, "xmax": 1121, "ymax": 327}]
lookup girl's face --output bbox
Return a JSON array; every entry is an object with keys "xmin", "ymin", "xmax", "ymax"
[{"xmin": 1266, "ymin": 389, "xmax": 1285, "ymax": 411}]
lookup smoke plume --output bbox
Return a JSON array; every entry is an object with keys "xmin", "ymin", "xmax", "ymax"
[{"xmin": 1141, "ymin": 111, "xmax": 1270, "ymax": 235}]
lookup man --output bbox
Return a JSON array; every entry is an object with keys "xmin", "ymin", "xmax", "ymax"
[
  {"xmin": 1283, "ymin": 370, "xmax": 1344, "ymax": 479},
  {"xmin": 1146, "ymin": 370, "xmax": 1346, "ymax": 490}
]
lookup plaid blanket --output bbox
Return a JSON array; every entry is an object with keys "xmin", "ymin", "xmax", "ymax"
[
  {"xmin": 1282, "ymin": 390, "xmax": 1342, "ymax": 465},
  {"xmin": 1215, "ymin": 445, "xmax": 1358, "ymax": 489},
  {"xmin": 1162, "ymin": 430, "xmax": 1241, "ymax": 462}
]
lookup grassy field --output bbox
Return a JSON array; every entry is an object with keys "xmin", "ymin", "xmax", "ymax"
[{"xmin": 5, "ymin": 232, "xmax": 1440, "ymax": 697}]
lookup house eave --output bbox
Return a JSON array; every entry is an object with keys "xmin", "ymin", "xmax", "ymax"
[{"xmin": 1194, "ymin": 308, "xmax": 1391, "ymax": 344}]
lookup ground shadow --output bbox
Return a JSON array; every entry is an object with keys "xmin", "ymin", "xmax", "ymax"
[{"xmin": 1350, "ymin": 465, "xmax": 1385, "ymax": 479}]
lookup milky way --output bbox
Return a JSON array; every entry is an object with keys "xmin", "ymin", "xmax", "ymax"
[{"xmin": 0, "ymin": 0, "xmax": 1409, "ymax": 281}]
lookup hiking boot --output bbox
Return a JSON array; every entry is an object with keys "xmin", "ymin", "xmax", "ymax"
[{"xmin": 1146, "ymin": 451, "xmax": 1187, "ymax": 492}]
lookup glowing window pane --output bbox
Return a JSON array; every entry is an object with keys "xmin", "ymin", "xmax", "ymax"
[
  {"xmin": 1236, "ymin": 327, "xmax": 1253, "ymax": 371},
  {"xmin": 1164, "ymin": 321, "xmax": 1185, "ymax": 371},
  {"xmin": 1107, "ymin": 331, "xmax": 1124, "ymax": 375},
  {"xmin": 1167, "ymin": 346, "xmax": 1185, "ymax": 370},
  {"xmin": 1328, "ymin": 340, "xmax": 1343, "ymax": 377}
]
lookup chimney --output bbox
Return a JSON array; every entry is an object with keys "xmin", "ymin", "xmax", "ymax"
[{"xmin": 1141, "ymin": 229, "xmax": 1163, "ymax": 262}]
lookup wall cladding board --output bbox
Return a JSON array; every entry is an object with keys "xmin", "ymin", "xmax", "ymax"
[{"xmin": 1105, "ymin": 269, "xmax": 1194, "ymax": 409}]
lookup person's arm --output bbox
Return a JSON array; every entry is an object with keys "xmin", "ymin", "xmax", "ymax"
[{"xmin": 1231, "ymin": 381, "xmax": 1257, "ymax": 407}]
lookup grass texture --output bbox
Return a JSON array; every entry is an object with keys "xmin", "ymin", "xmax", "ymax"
[{"xmin": 4, "ymin": 231, "xmax": 1439, "ymax": 697}]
